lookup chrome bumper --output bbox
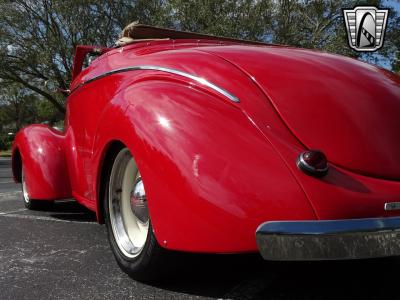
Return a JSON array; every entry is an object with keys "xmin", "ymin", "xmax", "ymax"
[{"xmin": 256, "ymin": 217, "xmax": 400, "ymax": 261}]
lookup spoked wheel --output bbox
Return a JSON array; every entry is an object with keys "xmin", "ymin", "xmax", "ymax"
[
  {"xmin": 21, "ymin": 168, "xmax": 52, "ymax": 210},
  {"xmin": 105, "ymin": 147, "xmax": 170, "ymax": 281}
]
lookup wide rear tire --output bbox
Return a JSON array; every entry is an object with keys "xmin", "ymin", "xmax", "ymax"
[{"xmin": 104, "ymin": 147, "xmax": 171, "ymax": 281}]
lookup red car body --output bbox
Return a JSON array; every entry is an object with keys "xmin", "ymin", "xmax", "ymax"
[{"xmin": 11, "ymin": 33, "xmax": 400, "ymax": 257}]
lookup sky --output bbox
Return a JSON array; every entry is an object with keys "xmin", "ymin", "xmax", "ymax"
[
  {"xmin": 362, "ymin": 0, "xmax": 400, "ymax": 69},
  {"xmin": 384, "ymin": 0, "xmax": 400, "ymax": 11}
]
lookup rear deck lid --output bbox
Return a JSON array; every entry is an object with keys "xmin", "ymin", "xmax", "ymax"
[{"xmin": 203, "ymin": 46, "xmax": 400, "ymax": 179}]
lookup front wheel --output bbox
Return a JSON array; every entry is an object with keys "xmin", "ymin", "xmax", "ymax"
[
  {"xmin": 21, "ymin": 168, "xmax": 53, "ymax": 210},
  {"xmin": 104, "ymin": 147, "xmax": 171, "ymax": 281}
]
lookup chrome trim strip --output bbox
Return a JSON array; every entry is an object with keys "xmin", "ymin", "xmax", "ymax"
[
  {"xmin": 256, "ymin": 217, "xmax": 400, "ymax": 261},
  {"xmin": 71, "ymin": 65, "xmax": 240, "ymax": 103},
  {"xmin": 257, "ymin": 217, "xmax": 400, "ymax": 235},
  {"xmin": 384, "ymin": 202, "xmax": 400, "ymax": 211}
]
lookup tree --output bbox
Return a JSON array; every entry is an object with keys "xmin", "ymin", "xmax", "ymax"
[
  {"xmin": 168, "ymin": 0, "xmax": 273, "ymax": 41},
  {"xmin": 0, "ymin": 83, "xmax": 40, "ymax": 132},
  {"xmin": 272, "ymin": 0, "xmax": 358, "ymax": 56},
  {"xmin": 0, "ymin": 0, "xmax": 123, "ymax": 114},
  {"xmin": 0, "ymin": 0, "xmax": 171, "ymax": 115}
]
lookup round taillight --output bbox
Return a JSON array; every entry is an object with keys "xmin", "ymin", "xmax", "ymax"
[{"xmin": 297, "ymin": 150, "xmax": 328, "ymax": 177}]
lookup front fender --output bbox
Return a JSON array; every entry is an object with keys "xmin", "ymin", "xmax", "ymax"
[
  {"xmin": 92, "ymin": 80, "xmax": 316, "ymax": 253},
  {"xmin": 12, "ymin": 125, "xmax": 71, "ymax": 200}
]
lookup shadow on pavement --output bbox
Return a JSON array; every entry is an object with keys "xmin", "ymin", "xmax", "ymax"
[
  {"xmin": 152, "ymin": 253, "xmax": 400, "ymax": 299},
  {"xmin": 33, "ymin": 199, "xmax": 97, "ymax": 223}
]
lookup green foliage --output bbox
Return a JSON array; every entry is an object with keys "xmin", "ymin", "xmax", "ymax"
[
  {"xmin": 168, "ymin": 0, "xmax": 273, "ymax": 41},
  {"xmin": 36, "ymin": 99, "xmax": 63, "ymax": 124},
  {"xmin": 0, "ymin": 83, "xmax": 35, "ymax": 149},
  {"xmin": 272, "ymin": 0, "xmax": 354, "ymax": 55},
  {"xmin": 0, "ymin": 133, "xmax": 14, "ymax": 151},
  {"xmin": 394, "ymin": 52, "xmax": 400, "ymax": 73},
  {"xmin": 0, "ymin": 84, "xmax": 37, "ymax": 131}
]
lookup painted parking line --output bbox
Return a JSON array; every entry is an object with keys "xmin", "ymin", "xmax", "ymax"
[
  {"xmin": 0, "ymin": 213, "xmax": 97, "ymax": 224},
  {"xmin": 0, "ymin": 191, "xmax": 21, "ymax": 196},
  {"xmin": 0, "ymin": 208, "xmax": 27, "ymax": 215},
  {"xmin": 0, "ymin": 192, "xmax": 21, "ymax": 201},
  {"xmin": 0, "ymin": 198, "xmax": 20, "ymax": 204}
]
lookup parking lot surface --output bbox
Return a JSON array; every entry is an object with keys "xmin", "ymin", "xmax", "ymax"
[{"xmin": 0, "ymin": 157, "xmax": 399, "ymax": 299}]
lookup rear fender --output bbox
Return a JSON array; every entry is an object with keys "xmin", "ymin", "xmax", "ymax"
[
  {"xmin": 12, "ymin": 125, "xmax": 71, "ymax": 200},
  {"xmin": 92, "ymin": 80, "xmax": 315, "ymax": 253}
]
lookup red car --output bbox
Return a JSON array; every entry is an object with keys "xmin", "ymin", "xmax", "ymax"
[{"xmin": 11, "ymin": 24, "xmax": 400, "ymax": 280}]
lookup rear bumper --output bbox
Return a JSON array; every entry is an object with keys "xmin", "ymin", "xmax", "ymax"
[{"xmin": 256, "ymin": 217, "xmax": 400, "ymax": 261}]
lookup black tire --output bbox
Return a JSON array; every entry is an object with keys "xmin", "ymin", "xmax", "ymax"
[
  {"xmin": 21, "ymin": 168, "xmax": 53, "ymax": 210},
  {"xmin": 104, "ymin": 147, "xmax": 172, "ymax": 282}
]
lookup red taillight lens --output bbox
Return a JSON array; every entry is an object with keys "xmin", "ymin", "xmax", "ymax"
[{"xmin": 297, "ymin": 150, "xmax": 328, "ymax": 177}]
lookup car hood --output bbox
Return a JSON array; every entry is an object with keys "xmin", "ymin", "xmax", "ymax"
[{"xmin": 202, "ymin": 46, "xmax": 400, "ymax": 180}]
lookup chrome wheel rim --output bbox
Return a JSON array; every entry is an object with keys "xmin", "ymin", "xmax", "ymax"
[
  {"xmin": 109, "ymin": 149, "xmax": 149, "ymax": 258},
  {"xmin": 21, "ymin": 169, "xmax": 29, "ymax": 204}
]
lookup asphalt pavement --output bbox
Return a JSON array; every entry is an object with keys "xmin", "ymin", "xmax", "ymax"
[{"xmin": 0, "ymin": 157, "xmax": 399, "ymax": 299}]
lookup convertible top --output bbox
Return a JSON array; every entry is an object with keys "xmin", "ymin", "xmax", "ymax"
[{"xmin": 115, "ymin": 23, "xmax": 269, "ymax": 47}]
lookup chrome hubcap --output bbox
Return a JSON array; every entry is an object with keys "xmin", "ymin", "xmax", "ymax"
[
  {"xmin": 130, "ymin": 178, "xmax": 149, "ymax": 223},
  {"xmin": 22, "ymin": 169, "xmax": 29, "ymax": 203},
  {"xmin": 109, "ymin": 149, "xmax": 149, "ymax": 258}
]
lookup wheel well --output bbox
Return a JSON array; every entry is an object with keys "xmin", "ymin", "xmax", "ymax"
[
  {"xmin": 12, "ymin": 149, "xmax": 22, "ymax": 183},
  {"xmin": 97, "ymin": 141, "xmax": 125, "ymax": 224}
]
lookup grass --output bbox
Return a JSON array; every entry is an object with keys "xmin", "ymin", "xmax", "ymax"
[{"xmin": 0, "ymin": 149, "xmax": 12, "ymax": 157}]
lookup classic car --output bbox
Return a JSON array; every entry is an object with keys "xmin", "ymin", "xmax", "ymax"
[{"xmin": 11, "ymin": 24, "xmax": 400, "ymax": 280}]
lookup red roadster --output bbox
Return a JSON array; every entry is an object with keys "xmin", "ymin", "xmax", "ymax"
[{"xmin": 11, "ymin": 24, "xmax": 400, "ymax": 280}]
